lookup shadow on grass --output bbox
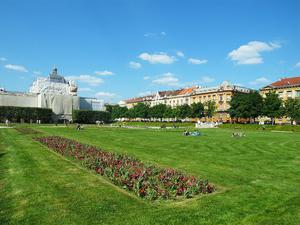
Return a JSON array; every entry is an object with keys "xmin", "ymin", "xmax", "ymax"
[{"xmin": 0, "ymin": 152, "xmax": 7, "ymax": 159}]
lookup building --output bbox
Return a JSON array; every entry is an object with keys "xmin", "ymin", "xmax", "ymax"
[
  {"xmin": 191, "ymin": 81, "xmax": 251, "ymax": 122},
  {"xmin": 259, "ymin": 76, "xmax": 300, "ymax": 124},
  {"xmin": 122, "ymin": 81, "xmax": 251, "ymax": 122},
  {"xmin": 0, "ymin": 68, "xmax": 103, "ymax": 121},
  {"xmin": 151, "ymin": 87, "xmax": 197, "ymax": 107},
  {"xmin": 260, "ymin": 76, "xmax": 300, "ymax": 100}
]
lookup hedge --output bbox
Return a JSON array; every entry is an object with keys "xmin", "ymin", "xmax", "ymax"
[
  {"xmin": 0, "ymin": 106, "xmax": 53, "ymax": 123},
  {"xmin": 72, "ymin": 110, "xmax": 111, "ymax": 124}
]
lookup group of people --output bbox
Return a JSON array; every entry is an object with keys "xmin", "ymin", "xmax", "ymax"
[
  {"xmin": 232, "ymin": 132, "xmax": 246, "ymax": 137},
  {"xmin": 183, "ymin": 130, "xmax": 201, "ymax": 136}
]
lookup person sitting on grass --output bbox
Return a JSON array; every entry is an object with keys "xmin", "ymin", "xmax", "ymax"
[
  {"xmin": 183, "ymin": 130, "xmax": 190, "ymax": 136},
  {"xmin": 232, "ymin": 132, "xmax": 245, "ymax": 137},
  {"xmin": 76, "ymin": 123, "xmax": 81, "ymax": 131}
]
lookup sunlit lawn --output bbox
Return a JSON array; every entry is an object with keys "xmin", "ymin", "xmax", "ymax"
[{"xmin": 0, "ymin": 126, "xmax": 299, "ymax": 224}]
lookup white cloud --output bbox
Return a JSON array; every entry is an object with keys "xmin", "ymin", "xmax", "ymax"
[
  {"xmin": 188, "ymin": 58, "xmax": 208, "ymax": 65},
  {"xmin": 143, "ymin": 76, "xmax": 150, "ymax": 80},
  {"xmin": 152, "ymin": 72, "xmax": 180, "ymax": 86},
  {"xmin": 295, "ymin": 61, "xmax": 300, "ymax": 67},
  {"xmin": 138, "ymin": 91, "xmax": 153, "ymax": 96},
  {"xmin": 4, "ymin": 64, "xmax": 28, "ymax": 73},
  {"xmin": 66, "ymin": 75, "xmax": 103, "ymax": 86},
  {"xmin": 144, "ymin": 32, "xmax": 166, "ymax": 38},
  {"xmin": 129, "ymin": 61, "xmax": 142, "ymax": 69},
  {"xmin": 139, "ymin": 52, "xmax": 176, "ymax": 64},
  {"xmin": 0, "ymin": 57, "xmax": 7, "ymax": 62},
  {"xmin": 95, "ymin": 92, "xmax": 116, "ymax": 98},
  {"xmin": 228, "ymin": 41, "xmax": 281, "ymax": 65},
  {"xmin": 176, "ymin": 51, "xmax": 184, "ymax": 58},
  {"xmin": 78, "ymin": 87, "xmax": 93, "ymax": 92},
  {"xmin": 199, "ymin": 76, "xmax": 215, "ymax": 83},
  {"xmin": 94, "ymin": 70, "xmax": 114, "ymax": 76},
  {"xmin": 249, "ymin": 77, "xmax": 271, "ymax": 85},
  {"xmin": 33, "ymin": 71, "xmax": 42, "ymax": 76}
]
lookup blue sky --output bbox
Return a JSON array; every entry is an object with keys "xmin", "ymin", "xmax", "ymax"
[{"xmin": 0, "ymin": 0, "xmax": 299, "ymax": 103}]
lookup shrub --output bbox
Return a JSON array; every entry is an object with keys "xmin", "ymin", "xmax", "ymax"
[
  {"xmin": 72, "ymin": 110, "xmax": 111, "ymax": 124},
  {"xmin": 35, "ymin": 136, "xmax": 214, "ymax": 200},
  {"xmin": 0, "ymin": 106, "xmax": 53, "ymax": 123}
]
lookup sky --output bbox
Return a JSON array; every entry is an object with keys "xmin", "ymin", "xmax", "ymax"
[{"xmin": 0, "ymin": 0, "xmax": 300, "ymax": 103}]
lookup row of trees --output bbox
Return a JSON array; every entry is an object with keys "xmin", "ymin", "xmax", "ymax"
[
  {"xmin": 106, "ymin": 101, "xmax": 216, "ymax": 121},
  {"xmin": 229, "ymin": 91, "xmax": 300, "ymax": 124},
  {"xmin": 106, "ymin": 91, "xmax": 300, "ymax": 124}
]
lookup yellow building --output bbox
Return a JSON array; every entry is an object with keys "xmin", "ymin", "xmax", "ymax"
[
  {"xmin": 260, "ymin": 76, "xmax": 300, "ymax": 124},
  {"xmin": 190, "ymin": 81, "xmax": 251, "ymax": 122},
  {"xmin": 122, "ymin": 81, "xmax": 251, "ymax": 122},
  {"xmin": 260, "ymin": 76, "xmax": 300, "ymax": 100}
]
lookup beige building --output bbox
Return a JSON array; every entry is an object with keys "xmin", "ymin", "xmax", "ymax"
[
  {"xmin": 260, "ymin": 76, "xmax": 300, "ymax": 124},
  {"xmin": 260, "ymin": 76, "xmax": 300, "ymax": 100},
  {"xmin": 122, "ymin": 81, "xmax": 251, "ymax": 122},
  {"xmin": 191, "ymin": 81, "xmax": 251, "ymax": 122}
]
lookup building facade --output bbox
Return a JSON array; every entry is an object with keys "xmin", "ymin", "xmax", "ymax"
[
  {"xmin": 260, "ymin": 76, "xmax": 300, "ymax": 124},
  {"xmin": 0, "ymin": 68, "xmax": 103, "ymax": 121},
  {"xmin": 122, "ymin": 81, "xmax": 251, "ymax": 122},
  {"xmin": 260, "ymin": 76, "xmax": 300, "ymax": 100}
]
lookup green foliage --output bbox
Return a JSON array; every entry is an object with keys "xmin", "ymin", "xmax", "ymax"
[
  {"xmin": 110, "ymin": 105, "xmax": 128, "ymax": 119},
  {"xmin": 204, "ymin": 100, "xmax": 216, "ymax": 118},
  {"xmin": 284, "ymin": 98, "xmax": 300, "ymax": 124},
  {"xmin": 262, "ymin": 92, "xmax": 283, "ymax": 124},
  {"xmin": 132, "ymin": 103, "xmax": 150, "ymax": 118},
  {"xmin": 163, "ymin": 106, "xmax": 175, "ymax": 118},
  {"xmin": 149, "ymin": 104, "xmax": 167, "ymax": 119},
  {"xmin": 114, "ymin": 121, "xmax": 195, "ymax": 128},
  {"xmin": 229, "ymin": 91, "xmax": 263, "ymax": 120},
  {"xmin": 190, "ymin": 102, "xmax": 204, "ymax": 118},
  {"xmin": 0, "ymin": 106, "xmax": 53, "ymax": 123},
  {"xmin": 72, "ymin": 110, "xmax": 111, "ymax": 124},
  {"xmin": 174, "ymin": 104, "xmax": 192, "ymax": 119}
]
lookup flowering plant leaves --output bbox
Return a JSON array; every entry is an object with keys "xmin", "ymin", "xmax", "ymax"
[{"xmin": 35, "ymin": 136, "xmax": 214, "ymax": 200}]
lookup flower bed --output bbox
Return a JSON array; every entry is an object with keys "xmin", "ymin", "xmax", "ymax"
[
  {"xmin": 35, "ymin": 136, "xmax": 214, "ymax": 200},
  {"xmin": 15, "ymin": 127, "xmax": 41, "ymax": 134}
]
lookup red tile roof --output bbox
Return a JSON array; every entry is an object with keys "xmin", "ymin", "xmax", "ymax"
[
  {"xmin": 125, "ymin": 95, "xmax": 154, "ymax": 103},
  {"xmin": 263, "ymin": 76, "xmax": 300, "ymax": 89},
  {"xmin": 178, "ymin": 87, "xmax": 197, "ymax": 95}
]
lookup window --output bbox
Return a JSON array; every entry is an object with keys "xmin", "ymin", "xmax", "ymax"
[
  {"xmin": 296, "ymin": 91, "xmax": 300, "ymax": 97},
  {"xmin": 278, "ymin": 92, "xmax": 283, "ymax": 98},
  {"xmin": 287, "ymin": 91, "xmax": 292, "ymax": 98}
]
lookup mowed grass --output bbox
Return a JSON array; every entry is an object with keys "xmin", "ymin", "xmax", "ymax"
[{"xmin": 0, "ymin": 126, "xmax": 300, "ymax": 225}]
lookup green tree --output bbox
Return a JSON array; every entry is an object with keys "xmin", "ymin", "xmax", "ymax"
[
  {"xmin": 229, "ymin": 92, "xmax": 247, "ymax": 119},
  {"xmin": 132, "ymin": 103, "xmax": 150, "ymax": 119},
  {"xmin": 262, "ymin": 92, "xmax": 283, "ymax": 125},
  {"xmin": 204, "ymin": 101, "xmax": 216, "ymax": 118},
  {"xmin": 247, "ymin": 91, "xmax": 264, "ymax": 122},
  {"xmin": 176, "ymin": 104, "xmax": 192, "ymax": 119},
  {"xmin": 163, "ymin": 106, "xmax": 175, "ymax": 119},
  {"xmin": 229, "ymin": 91, "xmax": 263, "ymax": 122},
  {"xmin": 111, "ymin": 106, "xmax": 128, "ymax": 119},
  {"xmin": 190, "ymin": 102, "xmax": 204, "ymax": 118},
  {"xmin": 149, "ymin": 104, "xmax": 167, "ymax": 120},
  {"xmin": 284, "ymin": 98, "xmax": 300, "ymax": 125}
]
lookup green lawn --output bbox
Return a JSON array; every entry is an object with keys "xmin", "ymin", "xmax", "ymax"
[{"xmin": 0, "ymin": 126, "xmax": 300, "ymax": 224}]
